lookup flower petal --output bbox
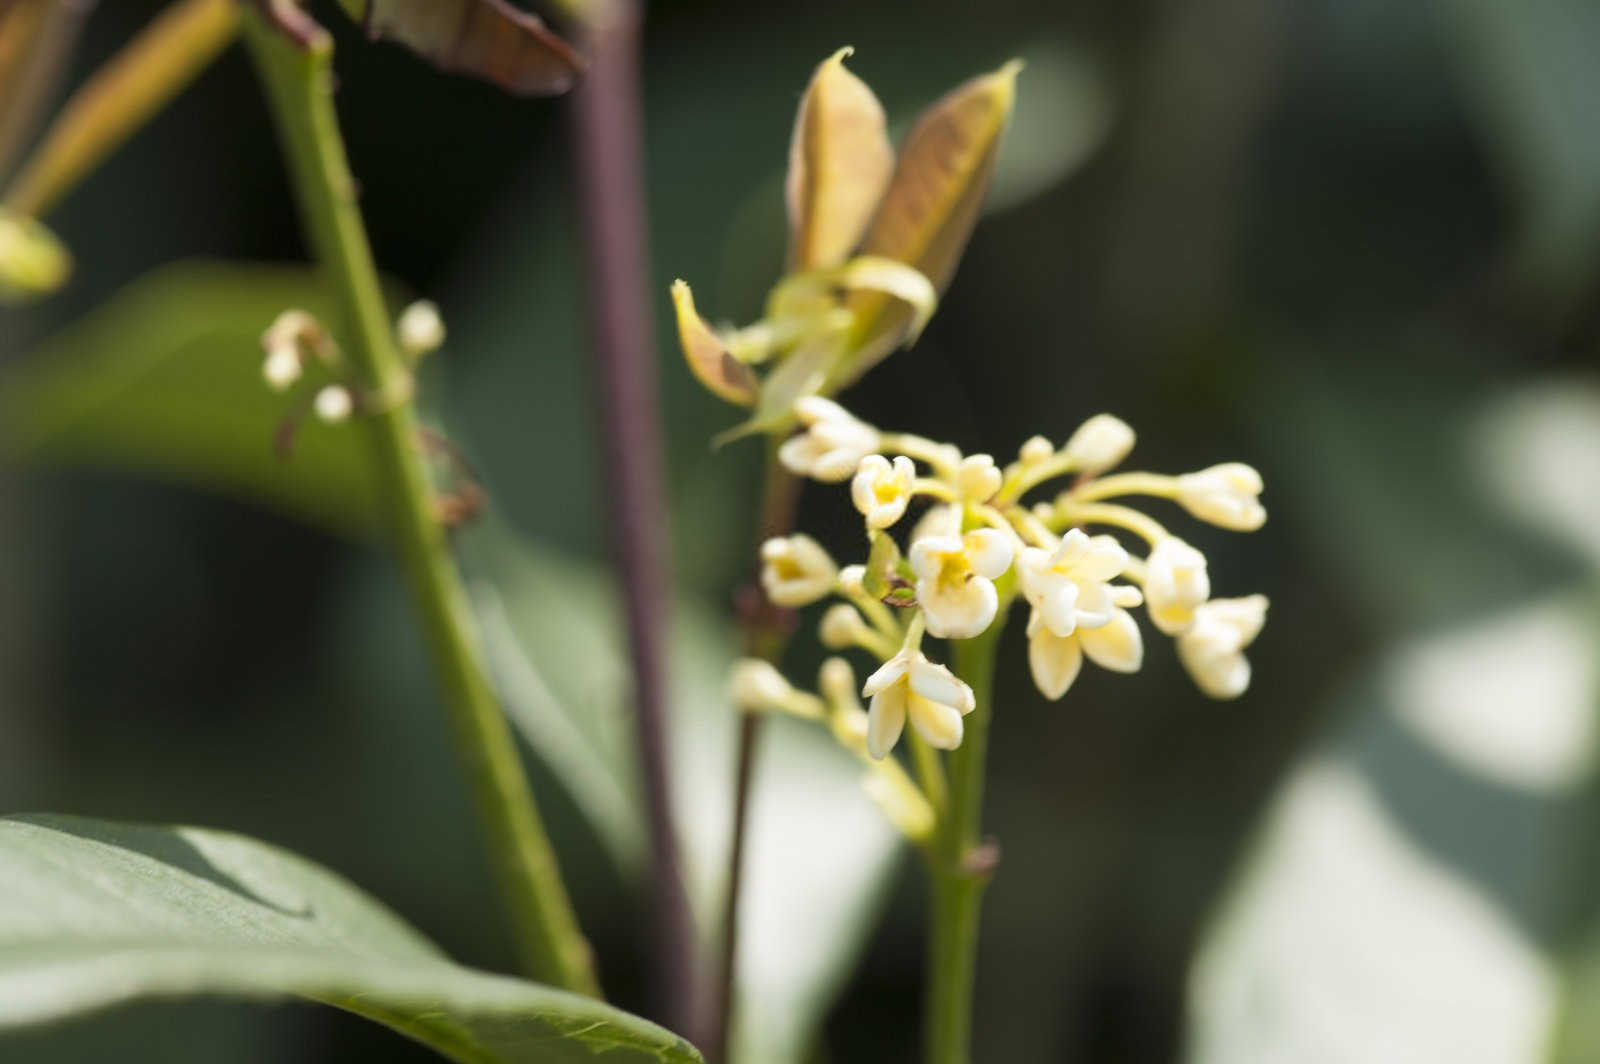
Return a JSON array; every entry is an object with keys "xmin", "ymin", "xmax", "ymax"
[
  {"xmin": 1028, "ymin": 625, "xmax": 1083, "ymax": 701},
  {"xmin": 920, "ymin": 576, "xmax": 997, "ymax": 640},
  {"xmin": 908, "ymin": 692, "xmax": 964, "ymax": 750},
  {"xmin": 1079, "ymin": 608, "xmax": 1143, "ymax": 673},
  {"xmin": 866, "ymin": 684, "xmax": 908, "ymax": 759},
  {"xmin": 861, "ymin": 653, "xmax": 911, "ymax": 697},
  {"xmin": 963, "ymin": 528, "xmax": 1014, "ymax": 579},
  {"xmin": 909, "ymin": 657, "xmax": 975, "ymax": 714}
]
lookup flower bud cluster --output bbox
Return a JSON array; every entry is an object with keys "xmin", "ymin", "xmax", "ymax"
[{"xmin": 258, "ymin": 300, "xmax": 448, "ymax": 428}]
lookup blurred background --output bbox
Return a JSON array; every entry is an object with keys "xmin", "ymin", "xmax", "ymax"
[{"xmin": 3, "ymin": 0, "xmax": 1599, "ymax": 1061}]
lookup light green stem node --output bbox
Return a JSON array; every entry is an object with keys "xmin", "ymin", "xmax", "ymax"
[{"xmin": 923, "ymin": 617, "xmax": 1006, "ymax": 1064}]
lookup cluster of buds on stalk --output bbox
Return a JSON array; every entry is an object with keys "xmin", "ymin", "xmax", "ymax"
[
  {"xmin": 730, "ymin": 404, "xmax": 1268, "ymax": 839},
  {"xmin": 257, "ymin": 299, "xmax": 444, "ymax": 448}
]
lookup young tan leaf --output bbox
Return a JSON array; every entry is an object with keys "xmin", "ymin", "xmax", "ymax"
[
  {"xmin": 671, "ymin": 279, "xmax": 758, "ymax": 407},
  {"xmin": 834, "ymin": 59, "xmax": 1022, "ymax": 388},
  {"xmin": 3, "ymin": 0, "xmax": 239, "ymax": 219},
  {"xmin": 785, "ymin": 47, "xmax": 894, "ymax": 272},
  {"xmin": 336, "ymin": 0, "xmax": 583, "ymax": 96}
]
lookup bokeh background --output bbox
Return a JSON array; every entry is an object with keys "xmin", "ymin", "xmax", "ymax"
[{"xmin": 4, "ymin": 0, "xmax": 1600, "ymax": 1061}]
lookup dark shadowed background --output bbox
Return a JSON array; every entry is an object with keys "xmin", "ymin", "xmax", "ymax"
[{"xmin": 4, "ymin": 0, "xmax": 1599, "ymax": 1061}]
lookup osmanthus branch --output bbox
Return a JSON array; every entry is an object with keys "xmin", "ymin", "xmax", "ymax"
[
  {"xmin": 240, "ymin": 10, "xmax": 599, "ymax": 997},
  {"xmin": 568, "ymin": 0, "xmax": 699, "ymax": 1038}
]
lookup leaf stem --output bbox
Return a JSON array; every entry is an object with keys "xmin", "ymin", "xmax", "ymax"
[
  {"xmin": 923, "ymin": 617, "xmax": 1005, "ymax": 1064},
  {"xmin": 241, "ymin": 12, "xmax": 598, "ymax": 996},
  {"xmin": 568, "ymin": 0, "xmax": 698, "ymax": 1033}
]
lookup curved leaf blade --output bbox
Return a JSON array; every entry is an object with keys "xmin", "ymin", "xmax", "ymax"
[
  {"xmin": 0, "ymin": 814, "xmax": 702, "ymax": 1063},
  {"xmin": 338, "ymin": 0, "xmax": 583, "ymax": 97},
  {"xmin": 784, "ymin": 47, "xmax": 894, "ymax": 272},
  {"xmin": 670, "ymin": 279, "xmax": 759, "ymax": 406},
  {"xmin": 835, "ymin": 59, "xmax": 1022, "ymax": 388}
]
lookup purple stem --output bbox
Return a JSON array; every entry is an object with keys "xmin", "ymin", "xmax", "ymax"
[{"xmin": 569, "ymin": 0, "xmax": 698, "ymax": 1037}]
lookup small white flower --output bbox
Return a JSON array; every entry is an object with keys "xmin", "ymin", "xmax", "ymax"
[
  {"xmin": 778, "ymin": 397, "xmax": 879, "ymax": 481},
  {"xmin": 1018, "ymin": 435, "xmax": 1055, "ymax": 466},
  {"xmin": 1177, "ymin": 595, "xmax": 1268, "ymax": 699},
  {"xmin": 728, "ymin": 658, "xmax": 793, "ymax": 711},
  {"xmin": 1026, "ymin": 606, "xmax": 1143, "ymax": 700},
  {"xmin": 908, "ymin": 528, "xmax": 1014, "ymax": 639},
  {"xmin": 851, "ymin": 454, "xmax": 916, "ymax": 529},
  {"xmin": 1144, "ymin": 537, "xmax": 1210, "ymax": 635},
  {"xmin": 861, "ymin": 649, "xmax": 976, "ymax": 758},
  {"xmin": 1017, "ymin": 529, "xmax": 1142, "ymax": 638},
  {"xmin": 1175, "ymin": 462, "xmax": 1266, "ymax": 531},
  {"xmin": 760, "ymin": 534, "xmax": 837, "ymax": 607},
  {"xmin": 1063, "ymin": 413, "xmax": 1135, "ymax": 475},
  {"xmin": 261, "ymin": 344, "xmax": 302, "ymax": 391},
  {"xmin": 819, "ymin": 603, "xmax": 868, "ymax": 649},
  {"xmin": 397, "ymin": 300, "xmax": 446, "ymax": 357},
  {"xmin": 954, "ymin": 453, "xmax": 1002, "ymax": 502},
  {"xmin": 313, "ymin": 385, "xmax": 353, "ymax": 423}
]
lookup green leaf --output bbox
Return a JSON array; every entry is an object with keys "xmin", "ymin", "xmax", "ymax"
[
  {"xmin": 460, "ymin": 522, "xmax": 904, "ymax": 1064},
  {"xmin": 0, "ymin": 260, "xmax": 381, "ymax": 538},
  {"xmin": 0, "ymin": 814, "xmax": 702, "ymax": 1063},
  {"xmin": 1189, "ymin": 379, "xmax": 1600, "ymax": 1064}
]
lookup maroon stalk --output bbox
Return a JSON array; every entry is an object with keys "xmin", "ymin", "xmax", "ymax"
[
  {"xmin": 569, "ymin": 0, "xmax": 697, "ymax": 1036},
  {"xmin": 706, "ymin": 447, "xmax": 802, "ymax": 1063}
]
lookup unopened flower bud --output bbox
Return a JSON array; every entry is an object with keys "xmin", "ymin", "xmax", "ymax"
[
  {"xmin": 820, "ymin": 603, "xmax": 867, "ymax": 649},
  {"xmin": 397, "ymin": 300, "xmax": 446, "ymax": 357},
  {"xmin": 1064, "ymin": 414, "xmax": 1135, "ymax": 475},
  {"xmin": 820, "ymin": 657, "xmax": 859, "ymax": 705},
  {"xmin": 954, "ymin": 454, "xmax": 1002, "ymax": 502},
  {"xmin": 728, "ymin": 658, "xmax": 794, "ymax": 712},
  {"xmin": 313, "ymin": 385, "xmax": 353, "ymax": 423},
  {"xmin": 1175, "ymin": 463, "xmax": 1266, "ymax": 531},
  {"xmin": 261, "ymin": 344, "xmax": 302, "ymax": 392},
  {"xmin": 1018, "ymin": 435, "xmax": 1055, "ymax": 465},
  {"xmin": 837, "ymin": 564, "xmax": 867, "ymax": 597}
]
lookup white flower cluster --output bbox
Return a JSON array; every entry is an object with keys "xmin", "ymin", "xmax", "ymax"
[{"xmin": 732, "ymin": 407, "xmax": 1269, "ymax": 801}]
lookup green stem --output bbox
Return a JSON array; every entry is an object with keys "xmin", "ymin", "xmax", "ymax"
[
  {"xmin": 241, "ymin": 13, "xmax": 598, "ymax": 996},
  {"xmin": 923, "ymin": 618, "xmax": 1005, "ymax": 1064}
]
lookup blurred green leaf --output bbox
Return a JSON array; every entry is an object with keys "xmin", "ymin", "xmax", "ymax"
[
  {"xmin": 0, "ymin": 260, "xmax": 380, "ymax": 537},
  {"xmin": 1188, "ymin": 379, "xmax": 1600, "ymax": 1063},
  {"xmin": 0, "ymin": 813, "xmax": 702, "ymax": 1063},
  {"xmin": 462, "ymin": 521, "xmax": 903, "ymax": 1064},
  {"xmin": 1437, "ymin": 0, "xmax": 1600, "ymax": 300}
]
